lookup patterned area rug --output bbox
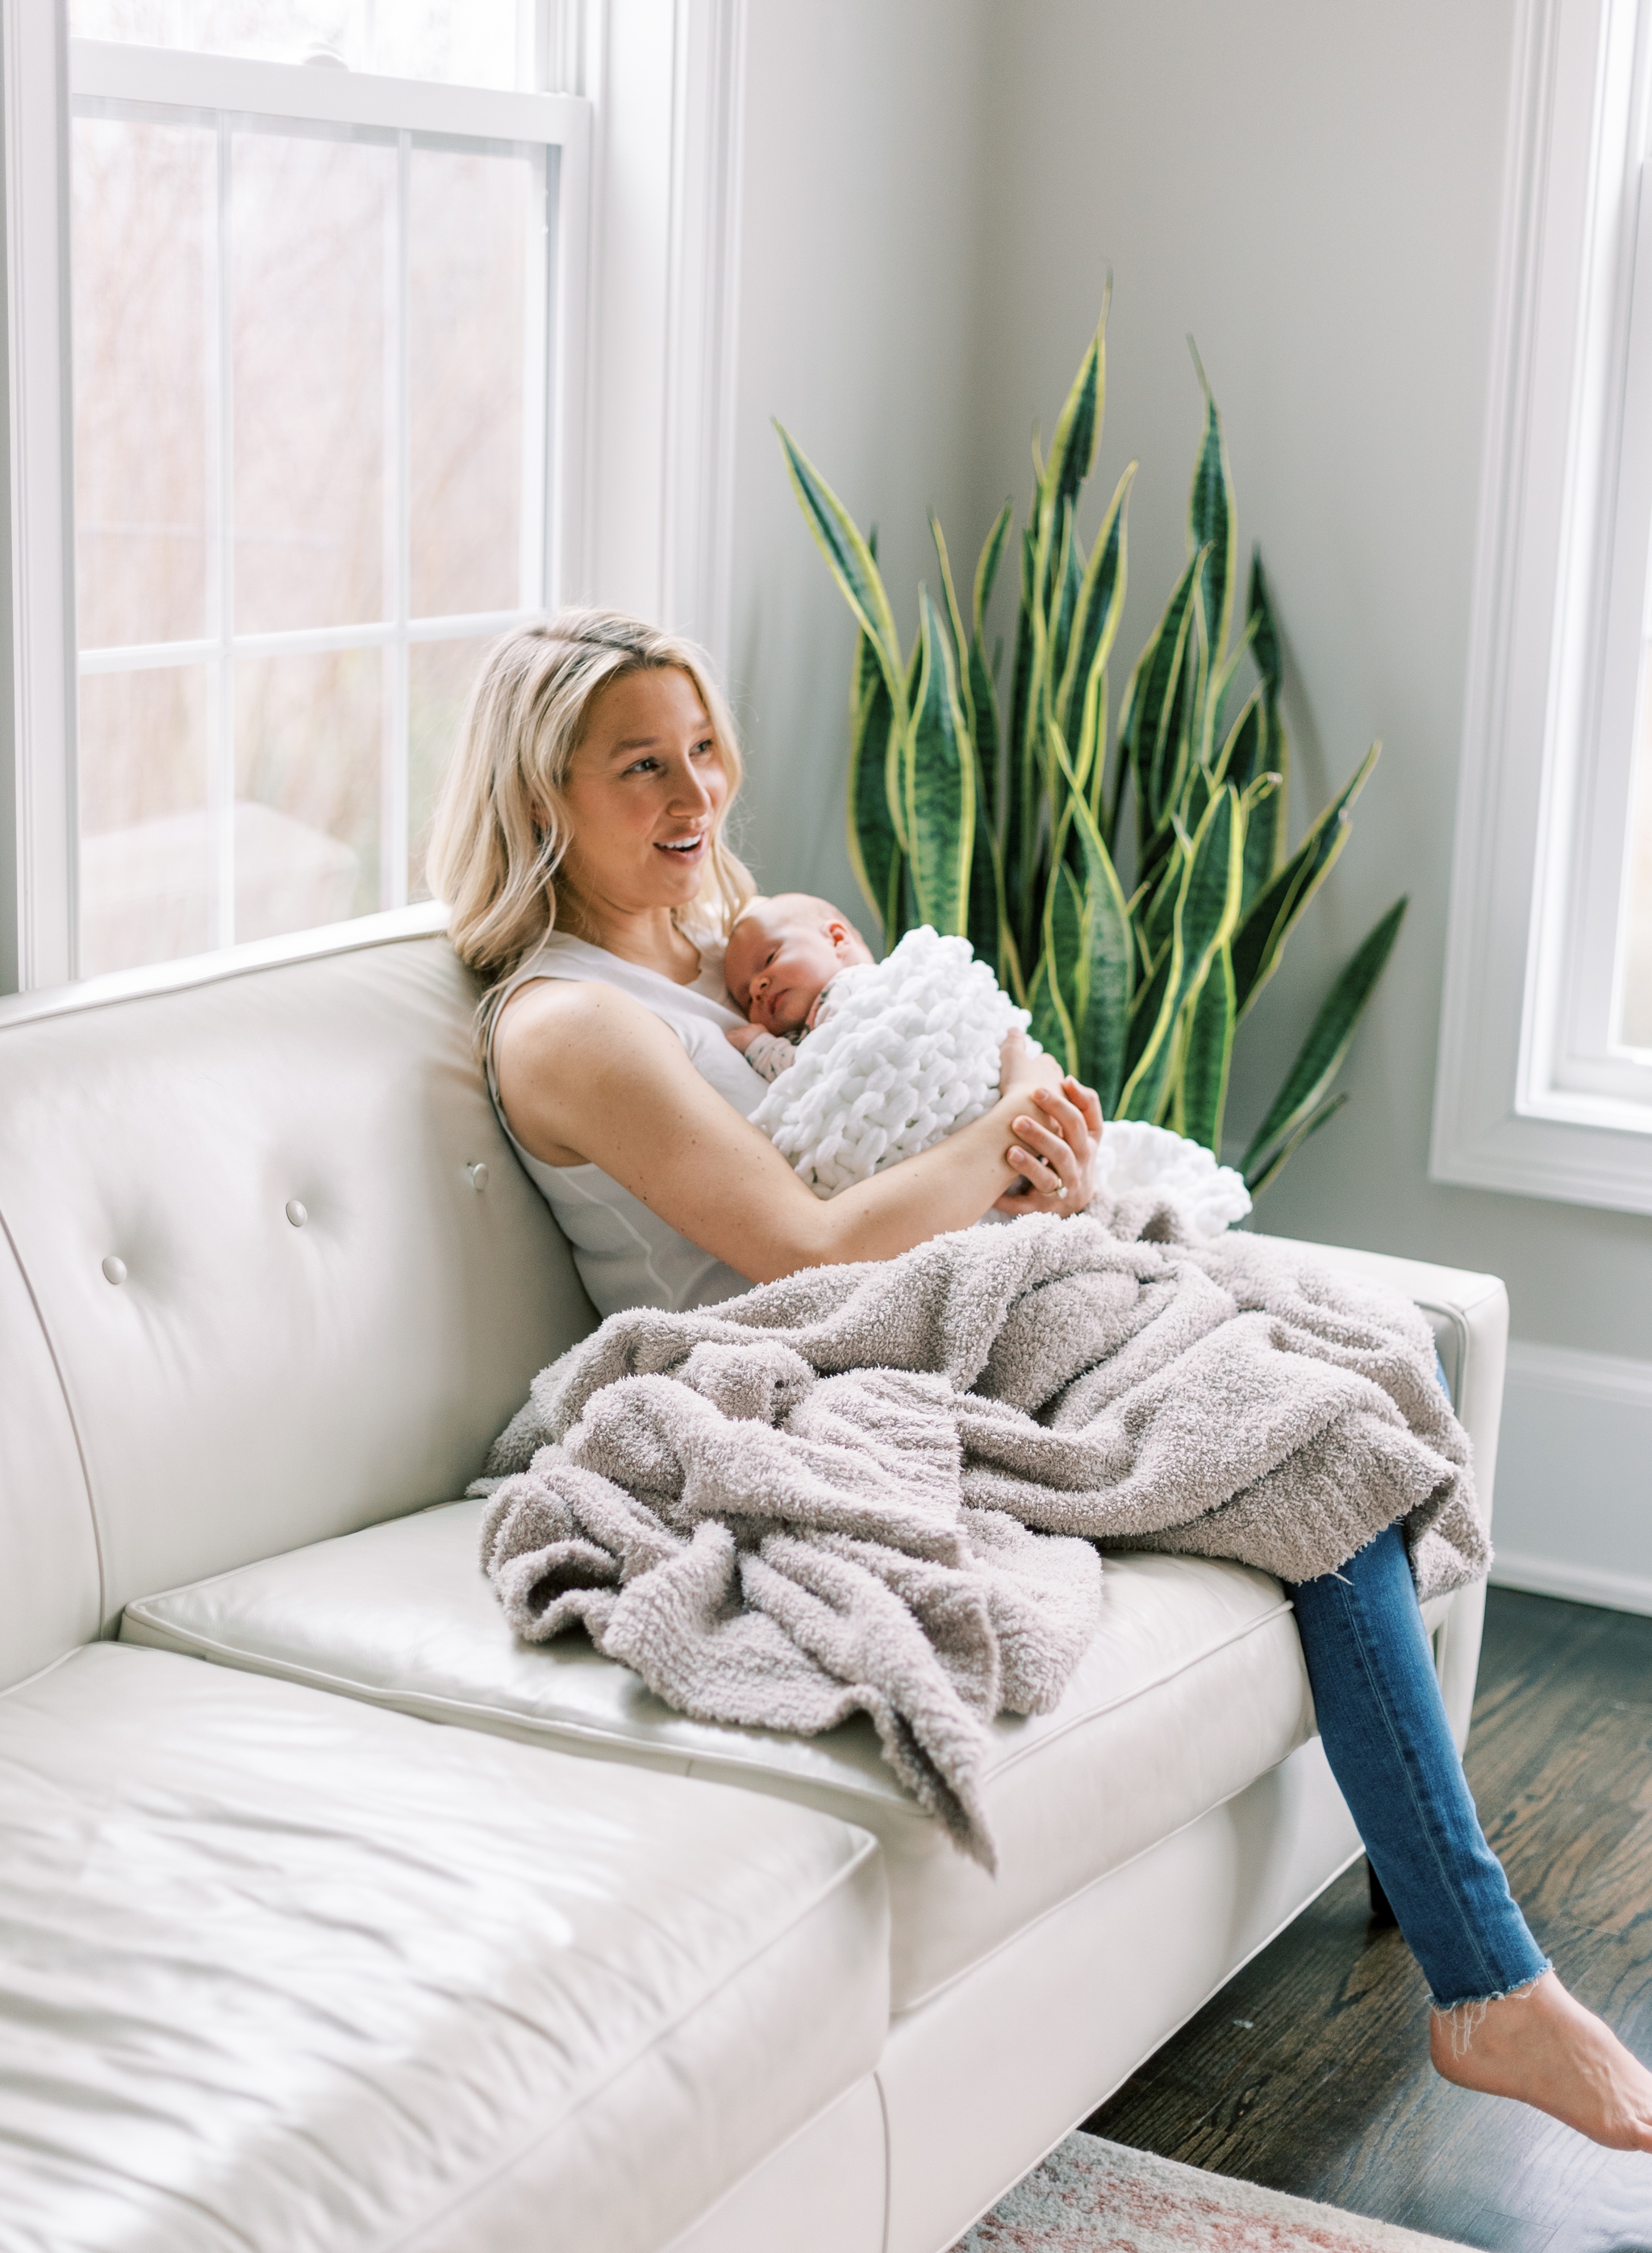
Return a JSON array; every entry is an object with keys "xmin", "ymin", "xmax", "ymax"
[{"xmin": 952, "ymin": 2133, "xmax": 1472, "ymax": 2251}]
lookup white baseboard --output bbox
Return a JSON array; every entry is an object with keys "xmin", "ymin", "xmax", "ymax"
[
  {"xmin": 1504, "ymin": 1337, "xmax": 1652, "ymax": 1407},
  {"xmin": 1488, "ymin": 1549, "xmax": 1652, "ymax": 1619},
  {"xmin": 1488, "ymin": 1339, "xmax": 1652, "ymax": 1618}
]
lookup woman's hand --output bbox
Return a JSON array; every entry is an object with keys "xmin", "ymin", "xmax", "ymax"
[{"xmin": 992, "ymin": 1033, "xmax": 1103, "ymax": 1215}]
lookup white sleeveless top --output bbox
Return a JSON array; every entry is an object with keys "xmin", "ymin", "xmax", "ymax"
[{"xmin": 486, "ymin": 929, "xmax": 768, "ymax": 1317}]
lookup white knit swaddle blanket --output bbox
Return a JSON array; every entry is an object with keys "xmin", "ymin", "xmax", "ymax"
[
  {"xmin": 749, "ymin": 923, "xmax": 1254, "ymax": 1234},
  {"xmin": 751, "ymin": 927, "xmax": 1025, "ymax": 1196}
]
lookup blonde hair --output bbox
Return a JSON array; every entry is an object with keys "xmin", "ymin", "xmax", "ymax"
[{"xmin": 428, "ymin": 609, "xmax": 753, "ymax": 1009}]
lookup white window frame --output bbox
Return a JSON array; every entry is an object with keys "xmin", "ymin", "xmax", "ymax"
[
  {"xmin": 1433, "ymin": 0, "xmax": 1652, "ymax": 1213},
  {"xmin": 0, "ymin": 0, "xmax": 748, "ymax": 998},
  {"xmin": 2, "ymin": 23, "xmax": 590, "ymax": 988}
]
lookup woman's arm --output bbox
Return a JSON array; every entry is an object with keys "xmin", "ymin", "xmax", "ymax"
[{"xmin": 494, "ymin": 978, "xmax": 1100, "ymax": 1284}]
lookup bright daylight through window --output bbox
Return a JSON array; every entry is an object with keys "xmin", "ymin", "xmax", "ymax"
[
  {"xmin": 65, "ymin": 3, "xmax": 565, "ymax": 976},
  {"xmin": 1433, "ymin": 0, "xmax": 1652, "ymax": 1210}
]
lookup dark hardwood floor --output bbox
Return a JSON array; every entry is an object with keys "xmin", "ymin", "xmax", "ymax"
[{"xmin": 1083, "ymin": 1588, "xmax": 1652, "ymax": 2251}]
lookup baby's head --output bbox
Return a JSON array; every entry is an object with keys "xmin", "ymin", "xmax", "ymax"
[{"xmin": 725, "ymin": 893, "xmax": 873, "ymax": 1033}]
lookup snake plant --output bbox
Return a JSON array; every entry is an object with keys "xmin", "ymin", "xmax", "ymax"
[{"xmin": 778, "ymin": 307, "xmax": 1404, "ymax": 1193}]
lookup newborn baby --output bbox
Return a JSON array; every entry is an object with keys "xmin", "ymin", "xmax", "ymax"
[
  {"xmin": 723, "ymin": 892, "xmax": 1253, "ymax": 1231},
  {"xmin": 724, "ymin": 895, "xmax": 1030, "ymax": 1196},
  {"xmin": 723, "ymin": 893, "xmax": 876, "ymax": 1082}
]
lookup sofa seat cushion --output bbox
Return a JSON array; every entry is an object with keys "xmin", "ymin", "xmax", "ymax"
[
  {"xmin": 123, "ymin": 1501, "xmax": 1317, "ymax": 2013},
  {"xmin": 0, "ymin": 1643, "xmax": 886, "ymax": 2253}
]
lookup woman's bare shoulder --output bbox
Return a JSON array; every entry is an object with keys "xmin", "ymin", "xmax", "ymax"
[{"xmin": 496, "ymin": 974, "xmax": 674, "ymax": 1051}]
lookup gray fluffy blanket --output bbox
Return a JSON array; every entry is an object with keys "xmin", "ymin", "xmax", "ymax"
[{"xmin": 477, "ymin": 1200, "xmax": 1486, "ymax": 1866}]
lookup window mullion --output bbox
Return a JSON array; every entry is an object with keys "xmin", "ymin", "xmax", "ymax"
[
  {"xmin": 211, "ymin": 115, "xmax": 235, "ymax": 951},
  {"xmin": 522, "ymin": 144, "xmax": 550, "ymax": 609},
  {"xmin": 381, "ymin": 127, "xmax": 411, "ymax": 915}
]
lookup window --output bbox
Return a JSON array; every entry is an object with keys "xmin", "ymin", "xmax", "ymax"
[
  {"xmin": 2, "ymin": 2, "xmax": 745, "ymax": 997},
  {"xmin": 1433, "ymin": 0, "xmax": 1652, "ymax": 1212},
  {"xmin": 2, "ymin": 6, "xmax": 589, "ymax": 984}
]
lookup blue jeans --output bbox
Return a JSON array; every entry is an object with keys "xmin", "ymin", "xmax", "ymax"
[{"xmin": 1286, "ymin": 1521, "xmax": 1550, "ymax": 2010}]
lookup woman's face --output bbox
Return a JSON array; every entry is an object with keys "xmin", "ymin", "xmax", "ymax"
[{"xmin": 555, "ymin": 666, "xmax": 729, "ymax": 920}]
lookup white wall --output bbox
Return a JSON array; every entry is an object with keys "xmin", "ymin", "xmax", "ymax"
[
  {"xmin": 724, "ymin": 0, "xmax": 1652, "ymax": 1610},
  {"xmin": 727, "ymin": 0, "xmax": 993, "ymax": 928}
]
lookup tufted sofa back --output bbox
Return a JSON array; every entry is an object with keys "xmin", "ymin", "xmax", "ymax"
[{"xmin": 0, "ymin": 923, "xmax": 595, "ymax": 1683}]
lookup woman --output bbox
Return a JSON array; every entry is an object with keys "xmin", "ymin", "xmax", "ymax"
[{"xmin": 429, "ymin": 607, "xmax": 1652, "ymax": 2153}]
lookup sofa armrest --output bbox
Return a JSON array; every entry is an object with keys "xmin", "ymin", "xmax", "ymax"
[{"xmin": 1271, "ymin": 1239, "xmax": 1509, "ymax": 1754}]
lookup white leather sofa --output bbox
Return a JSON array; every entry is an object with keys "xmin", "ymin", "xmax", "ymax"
[{"xmin": 0, "ymin": 911, "xmax": 1508, "ymax": 2253}]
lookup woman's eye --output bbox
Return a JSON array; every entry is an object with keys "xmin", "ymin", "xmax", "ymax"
[
  {"xmin": 624, "ymin": 757, "xmax": 660, "ymax": 775},
  {"xmin": 691, "ymin": 739, "xmax": 715, "ymax": 759}
]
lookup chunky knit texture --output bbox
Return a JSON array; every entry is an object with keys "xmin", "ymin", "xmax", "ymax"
[
  {"xmin": 750, "ymin": 926, "xmax": 1029, "ymax": 1195},
  {"xmin": 1091, "ymin": 1119, "xmax": 1251, "ymax": 1238},
  {"xmin": 477, "ymin": 1204, "xmax": 1486, "ymax": 1867}
]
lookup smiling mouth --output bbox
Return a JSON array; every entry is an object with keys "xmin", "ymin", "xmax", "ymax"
[{"xmin": 655, "ymin": 832, "xmax": 707, "ymax": 856}]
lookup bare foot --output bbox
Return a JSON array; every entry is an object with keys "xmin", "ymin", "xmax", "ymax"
[{"xmin": 1430, "ymin": 1970, "xmax": 1652, "ymax": 2150}]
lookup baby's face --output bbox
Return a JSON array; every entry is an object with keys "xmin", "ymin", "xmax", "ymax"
[{"xmin": 726, "ymin": 908, "xmax": 850, "ymax": 1033}]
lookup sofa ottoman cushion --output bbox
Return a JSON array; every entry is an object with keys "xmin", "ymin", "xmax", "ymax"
[
  {"xmin": 123, "ymin": 1502, "xmax": 1317, "ymax": 2013},
  {"xmin": 0, "ymin": 1643, "xmax": 886, "ymax": 2253}
]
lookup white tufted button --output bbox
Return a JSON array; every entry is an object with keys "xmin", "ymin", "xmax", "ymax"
[
  {"xmin": 101, "ymin": 1255, "xmax": 127, "ymax": 1286},
  {"xmin": 285, "ymin": 1200, "xmax": 307, "ymax": 1229},
  {"xmin": 466, "ymin": 1162, "xmax": 489, "ymax": 1191}
]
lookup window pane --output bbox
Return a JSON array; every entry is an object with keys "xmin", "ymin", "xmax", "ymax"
[
  {"xmin": 234, "ymin": 127, "xmax": 392, "ymax": 635},
  {"xmin": 1618, "ymin": 717, "xmax": 1652, "ymax": 1049},
  {"xmin": 235, "ymin": 650, "xmax": 379, "ymax": 939},
  {"xmin": 69, "ymin": 2, "xmax": 526, "ymax": 88},
  {"xmin": 72, "ymin": 115, "xmax": 211, "ymax": 649},
  {"xmin": 78, "ymin": 667, "xmax": 213, "ymax": 974},
  {"xmin": 408, "ymin": 636, "xmax": 489, "ymax": 900},
  {"xmin": 409, "ymin": 147, "xmax": 532, "ymax": 619}
]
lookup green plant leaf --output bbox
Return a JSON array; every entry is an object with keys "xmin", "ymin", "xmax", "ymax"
[
  {"xmin": 966, "ymin": 748, "xmax": 1007, "ymax": 976},
  {"xmin": 1173, "ymin": 782, "xmax": 1244, "ymax": 993},
  {"xmin": 1231, "ymin": 741, "xmax": 1380, "ymax": 1013},
  {"xmin": 1239, "ymin": 767, "xmax": 1284, "ymax": 912},
  {"xmin": 776, "ymin": 423, "xmax": 908, "ymax": 745},
  {"xmin": 1208, "ymin": 609, "xmax": 1260, "ymax": 753},
  {"xmin": 1215, "ymin": 683, "xmax": 1264, "ymax": 791},
  {"xmin": 974, "ymin": 500, "xmax": 1015, "ymax": 642},
  {"xmin": 1070, "ymin": 809, "xmax": 1133, "ymax": 1114},
  {"xmin": 1027, "ymin": 952, "xmax": 1066, "ymax": 1062},
  {"xmin": 1241, "ymin": 896, "xmax": 1407, "ymax": 1176},
  {"xmin": 847, "ymin": 615, "xmax": 903, "ymax": 946},
  {"xmin": 1039, "ymin": 717, "xmax": 1135, "ymax": 1112},
  {"xmin": 1120, "ymin": 931, "xmax": 1175, "ymax": 1088},
  {"xmin": 1187, "ymin": 343, "xmax": 1236, "ymax": 672},
  {"xmin": 1174, "ymin": 941, "xmax": 1236, "ymax": 1151},
  {"xmin": 1121, "ymin": 546, "xmax": 1209, "ymax": 857},
  {"xmin": 1117, "ymin": 783, "xmax": 1242, "ymax": 1122},
  {"xmin": 905, "ymin": 588, "xmax": 975, "ymax": 934},
  {"xmin": 1245, "ymin": 1091, "xmax": 1349, "ymax": 1199},
  {"xmin": 1041, "ymin": 297, "xmax": 1108, "ymax": 550},
  {"xmin": 1037, "ymin": 856, "xmax": 1084, "ymax": 1074},
  {"xmin": 1141, "ymin": 830, "xmax": 1185, "ymax": 956},
  {"xmin": 1248, "ymin": 547, "xmax": 1282, "ymax": 705},
  {"xmin": 1058, "ymin": 460, "xmax": 1136, "ymax": 747},
  {"xmin": 970, "ymin": 502, "xmax": 1013, "ymax": 832},
  {"xmin": 930, "ymin": 510, "xmax": 975, "ymax": 741},
  {"xmin": 1004, "ymin": 527, "xmax": 1040, "ymax": 960},
  {"xmin": 1050, "ymin": 502, "xmax": 1083, "ymax": 698}
]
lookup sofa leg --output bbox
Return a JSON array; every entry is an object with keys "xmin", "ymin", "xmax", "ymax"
[{"xmin": 1366, "ymin": 1859, "xmax": 1399, "ymax": 1929}]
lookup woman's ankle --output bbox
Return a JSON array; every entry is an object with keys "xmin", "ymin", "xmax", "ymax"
[{"xmin": 1429, "ymin": 1970, "xmax": 1652, "ymax": 2152}]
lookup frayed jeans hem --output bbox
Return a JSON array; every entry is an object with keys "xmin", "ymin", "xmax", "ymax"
[{"xmin": 1429, "ymin": 1961, "xmax": 1551, "ymax": 2018}]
